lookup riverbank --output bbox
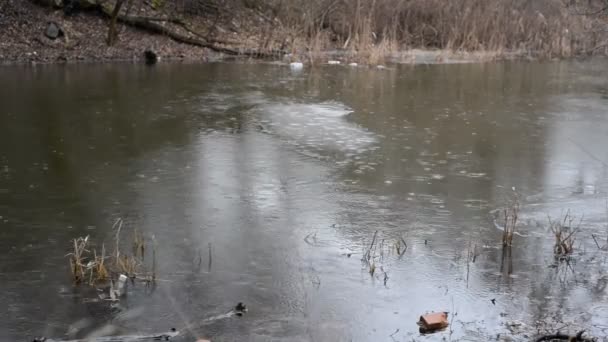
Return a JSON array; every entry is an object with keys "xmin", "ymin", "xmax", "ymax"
[
  {"xmin": 3, "ymin": 0, "xmax": 607, "ymax": 66},
  {"xmin": 0, "ymin": 0, "xmax": 213, "ymax": 64}
]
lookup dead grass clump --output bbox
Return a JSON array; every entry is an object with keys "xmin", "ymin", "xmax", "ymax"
[
  {"xmin": 67, "ymin": 237, "xmax": 111, "ymax": 285},
  {"xmin": 361, "ymin": 231, "xmax": 408, "ymax": 283},
  {"xmin": 133, "ymin": 228, "xmax": 145, "ymax": 259},
  {"xmin": 93, "ymin": 245, "xmax": 109, "ymax": 283},
  {"xmin": 68, "ymin": 236, "xmax": 90, "ymax": 284},
  {"xmin": 262, "ymin": 0, "xmax": 606, "ymax": 61},
  {"xmin": 548, "ymin": 210, "xmax": 581, "ymax": 258},
  {"xmin": 502, "ymin": 201, "xmax": 519, "ymax": 247},
  {"xmin": 67, "ymin": 218, "xmax": 156, "ymax": 285}
]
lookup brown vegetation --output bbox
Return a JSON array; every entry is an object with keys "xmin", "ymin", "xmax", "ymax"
[
  {"xmin": 548, "ymin": 210, "xmax": 581, "ymax": 258},
  {"xmin": 4, "ymin": 0, "xmax": 608, "ymax": 63},
  {"xmin": 67, "ymin": 218, "xmax": 155, "ymax": 285},
  {"xmin": 237, "ymin": 0, "xmax": 608, "ymax": 60},
  {"xmin": 502, "ymin": 200, "xmax": 519, "ymax": 247}
]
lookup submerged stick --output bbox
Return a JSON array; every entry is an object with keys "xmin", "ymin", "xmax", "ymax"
[
  {"xmin": 208, "ymin": 242, "xmax": 212, "ymax": 272},
  {"xmin": 364, "ymin": 230, "xmax": 379, "ymax": 262},
  {"xmin": 591, "ymin": 234, "xmax": 603, "ymax": 250},
  {"xmin": 535, "ymin": 330, "xmax": 594, "ymax": 342},
  {"xmin": 33, "ymin": 329, "xmax": 179, "ymax": 342},
  {"xmin": 113, "ymin": 218, "xmax": 123, "ymax": 260}
]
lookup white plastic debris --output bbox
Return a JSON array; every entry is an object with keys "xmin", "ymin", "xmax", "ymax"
[
  {"xmin": 289, "ymin": 62, "xmax": 304, "ymax": 70},
  {"xmin": 348, "ymin": 63, "xmax": 358, "ymax": 67},
  {"xmin": 327, "ymin": 60, "xmax": 341, "ymax": 65},
  {"xmin": 116, "ymin": 274, "xmax": 128, "ymax": 296}
]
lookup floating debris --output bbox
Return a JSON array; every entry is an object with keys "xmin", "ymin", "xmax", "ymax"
[
  {"xmin": 289, "ymin": 62, "xmax": 304, "ymax": 71},
  {"xmin": 32, "ymin": 328, "xmax": 179, "ymax": 342},
  {"xmin": 418, "ymin": 312, "xmax": 449, "ymax": 333},
  {"xmin": 535, "ymin": 330, "xmax": 596, "ymax": 342},
  {"xmin": 234, "ymin": 302, "xmax": 248, "ymax": 316}
]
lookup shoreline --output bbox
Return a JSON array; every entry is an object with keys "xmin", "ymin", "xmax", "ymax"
[
  {"xmin": 0, "ymin": 50, "xmax": 590, "ymax": 68},
  {"xmin": 1, "ymin": 1, "xmax": 602, "ymax": 67}
]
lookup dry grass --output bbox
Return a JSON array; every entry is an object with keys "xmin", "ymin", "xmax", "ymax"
[
  {"xmin": 67, "ymin": 218, "xmax": 155, "ymax": 285},
  {"xmin": 548, "ymin": 210, "xmax": 581, "ymax": 258},
  {"xmin": 68, "ymin": 236, "xmax": 90, "ymax": 284},
  {"xmin": 243, "ymin": 0, "xmax": 607, "ymax": 62},
  {"xmin": 93, "ymin": 245, "xmax": 109, "ymax": 283},
  {"xmin": 133, "ymin": 228, "xmax": 145, "ymax": 259},
  {"xmin": 502, "ymin": 201, "xmax": 519, "ymax": 247},
  {"xmin": 67, "ymin": 237, "xmax": 111, "ymax": 285},
  {"xmin": 466, "ymin": 241, "xmax": 479, "ymax": 286},
  {"xmin": 91, "ymin": 0, "xmax": 608, "ymax": 65},
  {"xmin": 361, "ymin": 231, "xmax": 409, "ymax": 282}
]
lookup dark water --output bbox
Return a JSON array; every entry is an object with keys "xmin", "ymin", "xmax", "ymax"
[{"xmin": 1, "ymin": 61, "xmax": 608, "ymax": 341}]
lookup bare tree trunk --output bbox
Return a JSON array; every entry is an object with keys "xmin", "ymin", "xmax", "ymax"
[{"xmin": 107, "ymin": 0, "xmax": 126, "ymax": 46}]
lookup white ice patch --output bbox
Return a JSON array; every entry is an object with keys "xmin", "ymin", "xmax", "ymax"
[{"xmin": 255, "ymin": 101, "xmax": 377, "ymax": 155}]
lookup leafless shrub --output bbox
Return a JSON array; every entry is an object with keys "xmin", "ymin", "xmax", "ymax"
[{"xmin": 548, "ymin": 210, "xmax": 581, "ymax": 258}]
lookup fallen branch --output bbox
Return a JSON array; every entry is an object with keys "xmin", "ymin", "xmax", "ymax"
[
  {"xmin": 99, "ymin": 4, "xmax": 285, "ymax": 58},
  {"xmin": 32, "ymin": 329, "xmax": 179, "ymax": 342},
  {"xmin": 535, "ymin": 330, "xmax": 596, "ymax": 342}
]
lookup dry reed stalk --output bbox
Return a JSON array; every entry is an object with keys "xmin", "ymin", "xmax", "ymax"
[
  {"xmin": 548, "ymin": 210, "xmax": 581, "ymax": 257},
  {"xmin": 66, "ymin": 218, "xmax": 155, "ymax": 286},
  {"xmin": 273, "ymin": 0, "xmax": 601, "ymax": 59},
  {"xmin": 502, "ymin": 202, "xmax": 519, "ymax": 247},
  {"xmin": 68, "ymin": 236, "xmax": 89, "ymax": 283},
  {"xmin": 93, "ymin": 244, "xmax": 109, "ymax": 283},
  {"xmin": 133, "ymin": 228, "xmax": 145, "ymax": 259},
  {"xmin": 113, "ymin": 217, "xmax": 123, "ymax": 261}
]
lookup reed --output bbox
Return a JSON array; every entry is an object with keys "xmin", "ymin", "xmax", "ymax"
[
  {"xmin": 68, "ymin": 236, "xmax": 90, "ymax": 284},
  {"xmin": 502, "ymin": 201, "xmax": 519, "ymax": 247},
  {"xmin": 67, "ymin": 218, "xmax": 155, "ymax": 285},
  {"xmin": 548, "ymin": 210, "xmax": 581, "ymax": 258},
  {"xmin": 258, "ymin": 0, "xmax": 604, "ymax": 61}
]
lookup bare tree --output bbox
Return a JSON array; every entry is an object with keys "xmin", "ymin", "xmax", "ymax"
[{"xmin": 107, "ymin": 0, "xmax": 126, "ymax": 45}]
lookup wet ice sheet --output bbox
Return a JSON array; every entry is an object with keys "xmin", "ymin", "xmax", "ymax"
[{"xmin": 253, "ymin": 101, "xmax": 377, "ymax": 158}]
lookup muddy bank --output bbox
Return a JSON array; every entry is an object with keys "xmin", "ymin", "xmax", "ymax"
[
  {"xmin": 0, "ymin": 1, "xmax": 591, "ymax": 66},
  {"xmin": 0, "ymin": 0, "xmax": 215, "ymax": 64}
]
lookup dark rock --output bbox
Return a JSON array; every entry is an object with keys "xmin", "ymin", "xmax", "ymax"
[
  {"xmin": 144, "ymin": 49, "xmax": 158, "ymax": 65},
  {"xmin": 45, "ymin": 21, "xmax": 63, "ymax": 40},
  {"xmin": 234, "ymin": 302, "xmax": 247, "ymax": 316},
  {"xmin": 63, "ymin": 0, "xmax": 78, "ymax": 16},
  {"xmin": 63, "ymin": 0, "xmax": 97, "ymax": 15}
]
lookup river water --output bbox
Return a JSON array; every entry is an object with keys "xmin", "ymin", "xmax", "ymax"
[{"xmin": 1, "ymin": 61, "xmax": 608, "ymax": 341}]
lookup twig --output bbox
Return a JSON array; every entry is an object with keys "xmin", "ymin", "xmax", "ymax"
[
  {"xmin": 113, "ymin": 218, "xmax": 123, "ymax": 260},
  {"xmin": 535, "ymin": 330, "xmax": 594, "ymax": 341},
  {"xmin": 382, "ymin": 267, "xmax": 389, "ymax": 286},
  {"xmin": 207, "ymin": 242, "xmax": 212, "ymax": 272},
  {"xmin": 389, "ymin": 328, "xmax": 399, "ymax": 341},
  {"xmin": 364, "ymin": 230, "xmax": 379, "ymax": 262},
  {"xmin": 449, "ymin": 297, "xmax": 455, "ymax": 342},
  {"xmin": 567, "ymin": 137, "xmax": 608, "ymax": 167},
  {"xmin": 398, "ymin": 236, "xmax": 408, "ymax": 258},
  {"xmin": 33, "ymin": 329, "xmax": 180, "ymax": 342},
  {"xmin": 591, "ymin": 234, "xmax": 603, "ymax": 250},
  {"xmin": 151, "ymin": 234, "xmax": 156, "ymax": 281}
]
